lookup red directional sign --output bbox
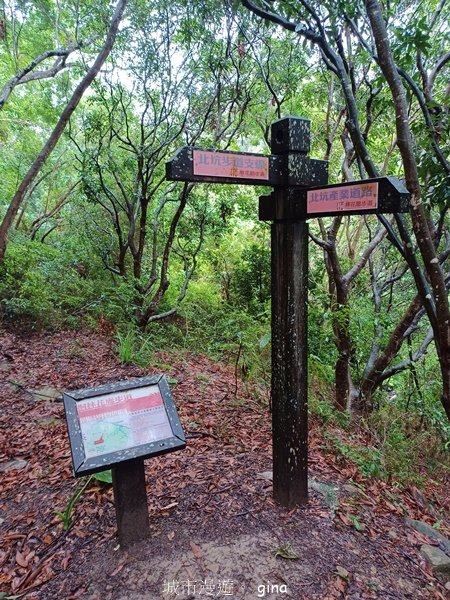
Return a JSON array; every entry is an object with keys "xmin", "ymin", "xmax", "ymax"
[
  {"xmin": 193, "ymin": 149, "xmax": 269, "ymax": 181},
  {"xmin": 259, "ymin": 176, "xmax": 409, "ymax": 221},
  {"xmin": 165, "ymin": 146, "xmax": 328, "ymax": 187},
  {"xmin": 307, "ymin": 181, "xmax": 378, "ymax": 214}
]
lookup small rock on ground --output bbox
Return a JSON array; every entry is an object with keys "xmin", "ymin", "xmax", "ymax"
[{"xmin": 420, "ymin": 544, "xmax": 450, "ymax": 581}]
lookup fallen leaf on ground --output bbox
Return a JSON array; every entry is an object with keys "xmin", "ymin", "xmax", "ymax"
[
  {"xmin": 335, "ymin": 565, "xmax": 350, "ymax": 580},
  {"xmin": 15, "ymin": 550, "xmax": 29, "ymax": 568},
  {"xmin": 272, "ymin": 544, "xmax": 299, "ymax": 560},
  {"xmin": 190, "ymin": 541, "xmax": 203, "ymax": 558}
]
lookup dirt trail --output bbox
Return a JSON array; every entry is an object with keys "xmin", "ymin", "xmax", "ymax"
[{"xmin": 0, "ymin": 330, "xmax": 448, "ymax": 600}]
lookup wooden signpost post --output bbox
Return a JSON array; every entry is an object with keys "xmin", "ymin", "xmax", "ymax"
[{"xmin": 167, "ymin": 116, "xmax": 409, "ymax": 508}]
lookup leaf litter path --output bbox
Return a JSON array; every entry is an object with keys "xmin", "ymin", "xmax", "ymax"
[{"xmin": 0, "ymin": 329, "xmax": 448, "ymax": 600}]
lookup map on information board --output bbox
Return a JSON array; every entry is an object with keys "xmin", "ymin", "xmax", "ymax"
[{"xmin": 76, "ymin": 386, "xmax": 173, "ymax": 459}]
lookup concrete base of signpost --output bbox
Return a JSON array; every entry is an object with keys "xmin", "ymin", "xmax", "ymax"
[{"xmin": 112, "ymin": 459, "xmax": 149, "ymax": 547}]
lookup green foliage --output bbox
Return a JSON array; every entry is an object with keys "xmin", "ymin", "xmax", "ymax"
[
  {"xmin": 115, "ymin": 327, "xmax": 152, "ymax": 366},
  {"xmin": 347, "ymin": 514, "xmax": 365, "ymax": 532},
  {"xmin": 0, "ymin": 236, "xmax": 138, "ymax": 330},
  {"xmin": 112, "ymin": 274, "xmax": 274, "ymax": 399},
  {"xmin": 232, "ymin": 241, "xmax": 271, "ymax": 314},
  {"xmin": 308, "ymin": 254, "xmax": 337, "ymax": 372},
  {"xmin": 0, "ymin": 238, "xmax": 90, "ymax": 329},
  {"xmin": 326, "ymin": 431, "xmax": 385, "ymax": 479},
  {"xmin": 309, "ymin": 395, "xmax": 336, "ymax": 423},
  {"xmin": 309, "ymin": 394, "xmax": 349, "ymax": 427},
  {"xmin": 393, "ymin": 17, "xmax": 432, "ymax": 57},
  {"xmin": 388, "ymin": 351, "xmax": 450, "ymax": 443},
  {"xmin": 321, "ymin": 402, "xmax": 447, "ymax": 487},
  {"xmin": 369, "ymin": 403, "xmax": 448, "ymax": 484},
  {"xmin": 179, "ymin": 277, "xmax": 270, "ymax": 358}
]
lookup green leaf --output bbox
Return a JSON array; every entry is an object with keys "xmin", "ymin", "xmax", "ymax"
[
  {"xmin": 55, "ymin": 475, "xmax": 93, "ymax": 530},
  {"xmin": 335, "ymin": 565, "xmax": 350, "ymax": 580},
  {"xmin": 259, "ymin": 332, "xmax": 271, "ymax": 350},
  {"xmin": 348, "ymin": 514, "xmax": 365, "ymax": 532},
  {"xmin": 93, "ymin": 469, "xmax": 113, "ymax": 484}
]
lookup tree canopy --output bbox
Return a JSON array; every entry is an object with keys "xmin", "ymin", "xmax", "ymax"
[{"xmin": 0, "ymin": 0, "xmax": 448, "ymax": 428}]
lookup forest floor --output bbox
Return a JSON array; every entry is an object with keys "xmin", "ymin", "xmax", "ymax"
[{"xmin": 0, "ymin": 328, "xmax": 449, "ymax": 600}]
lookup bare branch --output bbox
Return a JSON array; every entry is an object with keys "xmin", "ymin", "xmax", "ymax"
[
  {"xmin": 0, "ymin": 39, "xmax": 94, "ymax": 110},
  {"xmin": 343, "ymin": 224, "xmax": 386, "ymax": 284},
  {"xmin": 379, "ymin": 327, "xmax": 434, "ymax": 383}
]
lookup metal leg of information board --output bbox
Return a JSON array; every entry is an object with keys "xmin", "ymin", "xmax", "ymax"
[{"xmin": 112, "ymin": 459, "xmax": 149, "ymax": 547}]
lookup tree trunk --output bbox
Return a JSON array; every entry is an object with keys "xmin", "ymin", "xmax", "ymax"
[
  {"xmin": 360, "ymin": 295, "xmax": 422, "ymax": 401},
  {"xmin": 0, "ymin": 0, "xmax": 128, "ymax": 263},
  {"xmin": 366, "ymin": 0, "xmax": 450, "ymax": 423},
  {"xmin": 324, "ymin": 249, "xmax": 352, "ymax": 410}
]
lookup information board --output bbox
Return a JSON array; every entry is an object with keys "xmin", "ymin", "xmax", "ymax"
[
  {"xmin": 63, "ymin": 375, "xmax": 185, "ymax": 476},
  {"xmin": 76, "ymin": 385, "xmax": 173, "ymax": 459}
]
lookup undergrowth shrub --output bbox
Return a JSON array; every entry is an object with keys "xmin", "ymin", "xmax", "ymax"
[
  {"xmin": 111, "ymin": 277, "xmax": 272, "ymax": 400},
  {"xmin": 115, "ymin": 327, "xmax": 152, "ymax": 366},
  {"xmin": 316, "ymin": 400, "xmax": 448, "ymax": 487},
  {"xmin": 0, "ymin": 240, "xmax": 95, "ymax": 329},
  {"xmin": 0, "ymin": 238, "xmax": 139, "ymax": 330},
  {"xmin": 176, "ymin": 277, "xmax": 270, "ymax": 360},
  {"xmin": 391, "ymin": 354, "xmax": 450, "ymax": 444},
  {"xmin": 231, "ymin": 242, "xmax": 271, "ymax": 314},
  {"xmin": 367, "ymin": 405, "xmax": 447, "ymax": 485},
  {"xmin": 325, "ymin": 430, "xmax": 385, "ymax": 479}
]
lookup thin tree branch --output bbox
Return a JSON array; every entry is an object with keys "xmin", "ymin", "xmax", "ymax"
[{"xmin": 0, "ymin": 39, "xmax": 94, "ymax": 110}]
